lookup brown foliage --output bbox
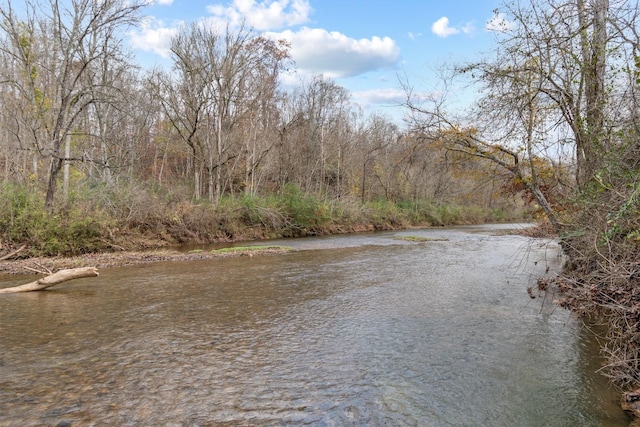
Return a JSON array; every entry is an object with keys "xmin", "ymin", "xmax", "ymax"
[{"xmin": 541, "ymin": 174, "xmax": 640, "ymax": 388}]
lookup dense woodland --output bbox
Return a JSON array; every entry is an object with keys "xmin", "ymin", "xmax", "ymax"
[{"xmin": 2, "ymin": 0, "xmax": 640, "ymax": 401}]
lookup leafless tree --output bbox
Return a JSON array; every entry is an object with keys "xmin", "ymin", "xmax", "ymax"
[
  {"xmin": 405, "ymin": 0, "xmax": 640, "ymax": 230},
  {"xmin": 0, "ymin": 0, "xmax": 146, "ymax": 210},
  {"xmin": 275, "ymin": 75, "xmax": 355, "ymax": 195},
  {"xmin": 158, "ymin": 22, "xmax": 289, "ymax": 202}
]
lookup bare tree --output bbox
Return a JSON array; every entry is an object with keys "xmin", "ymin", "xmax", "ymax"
[
  {"xmin": 0, "ymin": 0, "xmax": 145, "ymax": 210},
  {"xmin": 154, "ymin": 30, "xmax": 210, "ymax": 200},
  {"xmin": 466, "ymin": 0, "xmax": 636, "ymax": 186},
  {"xmin": 405, "ymin": 0, "xmax": 640, "ymax": 229},
  {"xmin": 275, "ymin": 75, "xmax": 354, "ymax": 195},
  {"xmin": 356, "ymin": 114, "xmax": 399, "ymax": 203},
  {"xmin": 159, "ymin": 23, "xmax": 289, "ymax": 202}
]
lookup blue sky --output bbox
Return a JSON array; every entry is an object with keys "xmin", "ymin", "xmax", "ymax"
[{"xmin": 131, "ymin": 0, "xmax": 511, "ymax": 119}]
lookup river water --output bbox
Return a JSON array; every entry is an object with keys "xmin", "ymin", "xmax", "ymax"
[{"xmin": 0, "ymin": 224, "xmax": 631, "ymax": 426}]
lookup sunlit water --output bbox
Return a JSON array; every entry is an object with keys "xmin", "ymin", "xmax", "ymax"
[{"xmin": 0, "ymin": 225, "xmax": 631, "ymax": 426}]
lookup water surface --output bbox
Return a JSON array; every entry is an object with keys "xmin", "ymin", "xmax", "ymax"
[{"xmin": 0, "ymin": 225, "xmax": 630, "ymax": 426}]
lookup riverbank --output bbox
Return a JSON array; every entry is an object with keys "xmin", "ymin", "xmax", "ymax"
[
  {"xmin": 0, "ymin": 246, "xmax": 293, "ymax": 276},
  {"xmin": 0, "ymin": 223, "xmax": 392, "ymax": 276},
  {"xmin": 0, "ymin": 184, "xmax": 527, "ymax": 259},
  {"xmin": 0, "ymin": 221, "xmax": 554, "ymax": 277}
]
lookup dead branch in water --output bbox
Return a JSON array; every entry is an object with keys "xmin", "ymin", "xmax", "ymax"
[{"xmin": 0, "ymin": 267, "xmax": 99, "ymax": 294}]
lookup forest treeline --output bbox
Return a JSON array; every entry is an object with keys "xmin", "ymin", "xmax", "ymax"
[
  {"xmin": 2, "ymin": 0, "xmax": 640, "ymax": 402},
  {"xmin": 0, "ymin": 0, "xmax": 526, "ymax": 256}
]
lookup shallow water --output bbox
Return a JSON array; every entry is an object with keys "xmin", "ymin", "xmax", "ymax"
[{"xmin": 0, "ymin": 225, "xmax": 631, "ymax": 426}]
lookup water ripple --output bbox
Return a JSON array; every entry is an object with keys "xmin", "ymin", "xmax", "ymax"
[{"xmin": 0, "ymin": 227, "xmax": 630, "ymax": 426}]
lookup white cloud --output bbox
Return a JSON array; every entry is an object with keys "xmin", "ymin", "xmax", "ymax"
[
  {"xmin": 130, "ymin": 1, "xmax": 398, "ymax": 77},
  {"xmin": 142, "ymin": 0, "xmax": 174, "ymax": 5},
  {"xmin": 431, "ymin": 17, "xmax": 459, "ymax": 38},
  {"xmin": 431, "ymin": 17, "xmax": 476, "ymax": 38},
  {"xmin": 485, "ymin": 12, "xmax": 515, "ymax": 32},
  {"xmin": 129, "ymin": 17, "xmax": 181, "ymax": 58},
  {"xmin": 268, "ymin": 27, "xmax": 400, "ymax": 78},
  {"xmin": 206, "ymin": 0, "xmax": 312, "ymax": 31}
]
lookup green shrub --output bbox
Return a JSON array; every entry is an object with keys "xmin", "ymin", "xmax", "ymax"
[
  {"xmin": 278, "ymin": 184, "xmax": 330, "ymax": 230},
  {"xmin": 0, "ymin": 184, "xmax": 48, "ymax": 243},
  {"xmin": 0, "ymin": 183, "xmax": 108, "ymax": 256},
  {"xmin": 364, "ymin": 199, "xmax": 402, "ymax": 225}
]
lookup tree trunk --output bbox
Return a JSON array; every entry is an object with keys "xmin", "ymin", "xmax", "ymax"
[
  {"xmin": 527, "ymin": 183, "xmax": 561, "ymax": 231},
  {"xmin": 577, "ymin": 0, "xmax": 609, "ymax": 185},
  {"xmin": 0, "ymin": 267, "xmax": 99, "ymax": 294},
  {"xmin": 63, "ymin": 133, "xmax": 71, "ymax": 201},
  {"xmin": 45, "ymin": 156, "xmax": 63, "ymax": 212}
]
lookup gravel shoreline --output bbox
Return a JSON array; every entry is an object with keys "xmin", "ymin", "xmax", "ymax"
[{"xmin": 0, "ymin": 247, "xmax": 290, "ymax": 276}]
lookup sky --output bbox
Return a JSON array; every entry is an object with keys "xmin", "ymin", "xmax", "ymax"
[{"xmin": 130, "ymin": 0, "xmax": 511, "ymax": 120}]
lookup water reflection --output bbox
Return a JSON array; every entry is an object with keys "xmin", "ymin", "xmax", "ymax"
[{"xmin": 0, "ymin": 226, "xmax": 631, "ymax": 426}]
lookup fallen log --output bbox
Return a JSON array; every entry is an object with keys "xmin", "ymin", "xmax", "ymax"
[{"xmin": 0, "ymin": 267, "xmax": 99, "ymax": 294}]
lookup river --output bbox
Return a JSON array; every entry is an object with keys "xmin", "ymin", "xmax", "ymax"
[{"xmin": 0, "ymin": 224, "xmax": 631, "ymax": 426}]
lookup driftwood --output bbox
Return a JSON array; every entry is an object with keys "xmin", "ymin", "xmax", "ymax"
[
  {"xmin": 0, "ymin": 267, "xmax": 99, "ymax": 294},
  {"xmin": 0, "ymin": 244, "xmax": 26, "ymax": 261}
]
